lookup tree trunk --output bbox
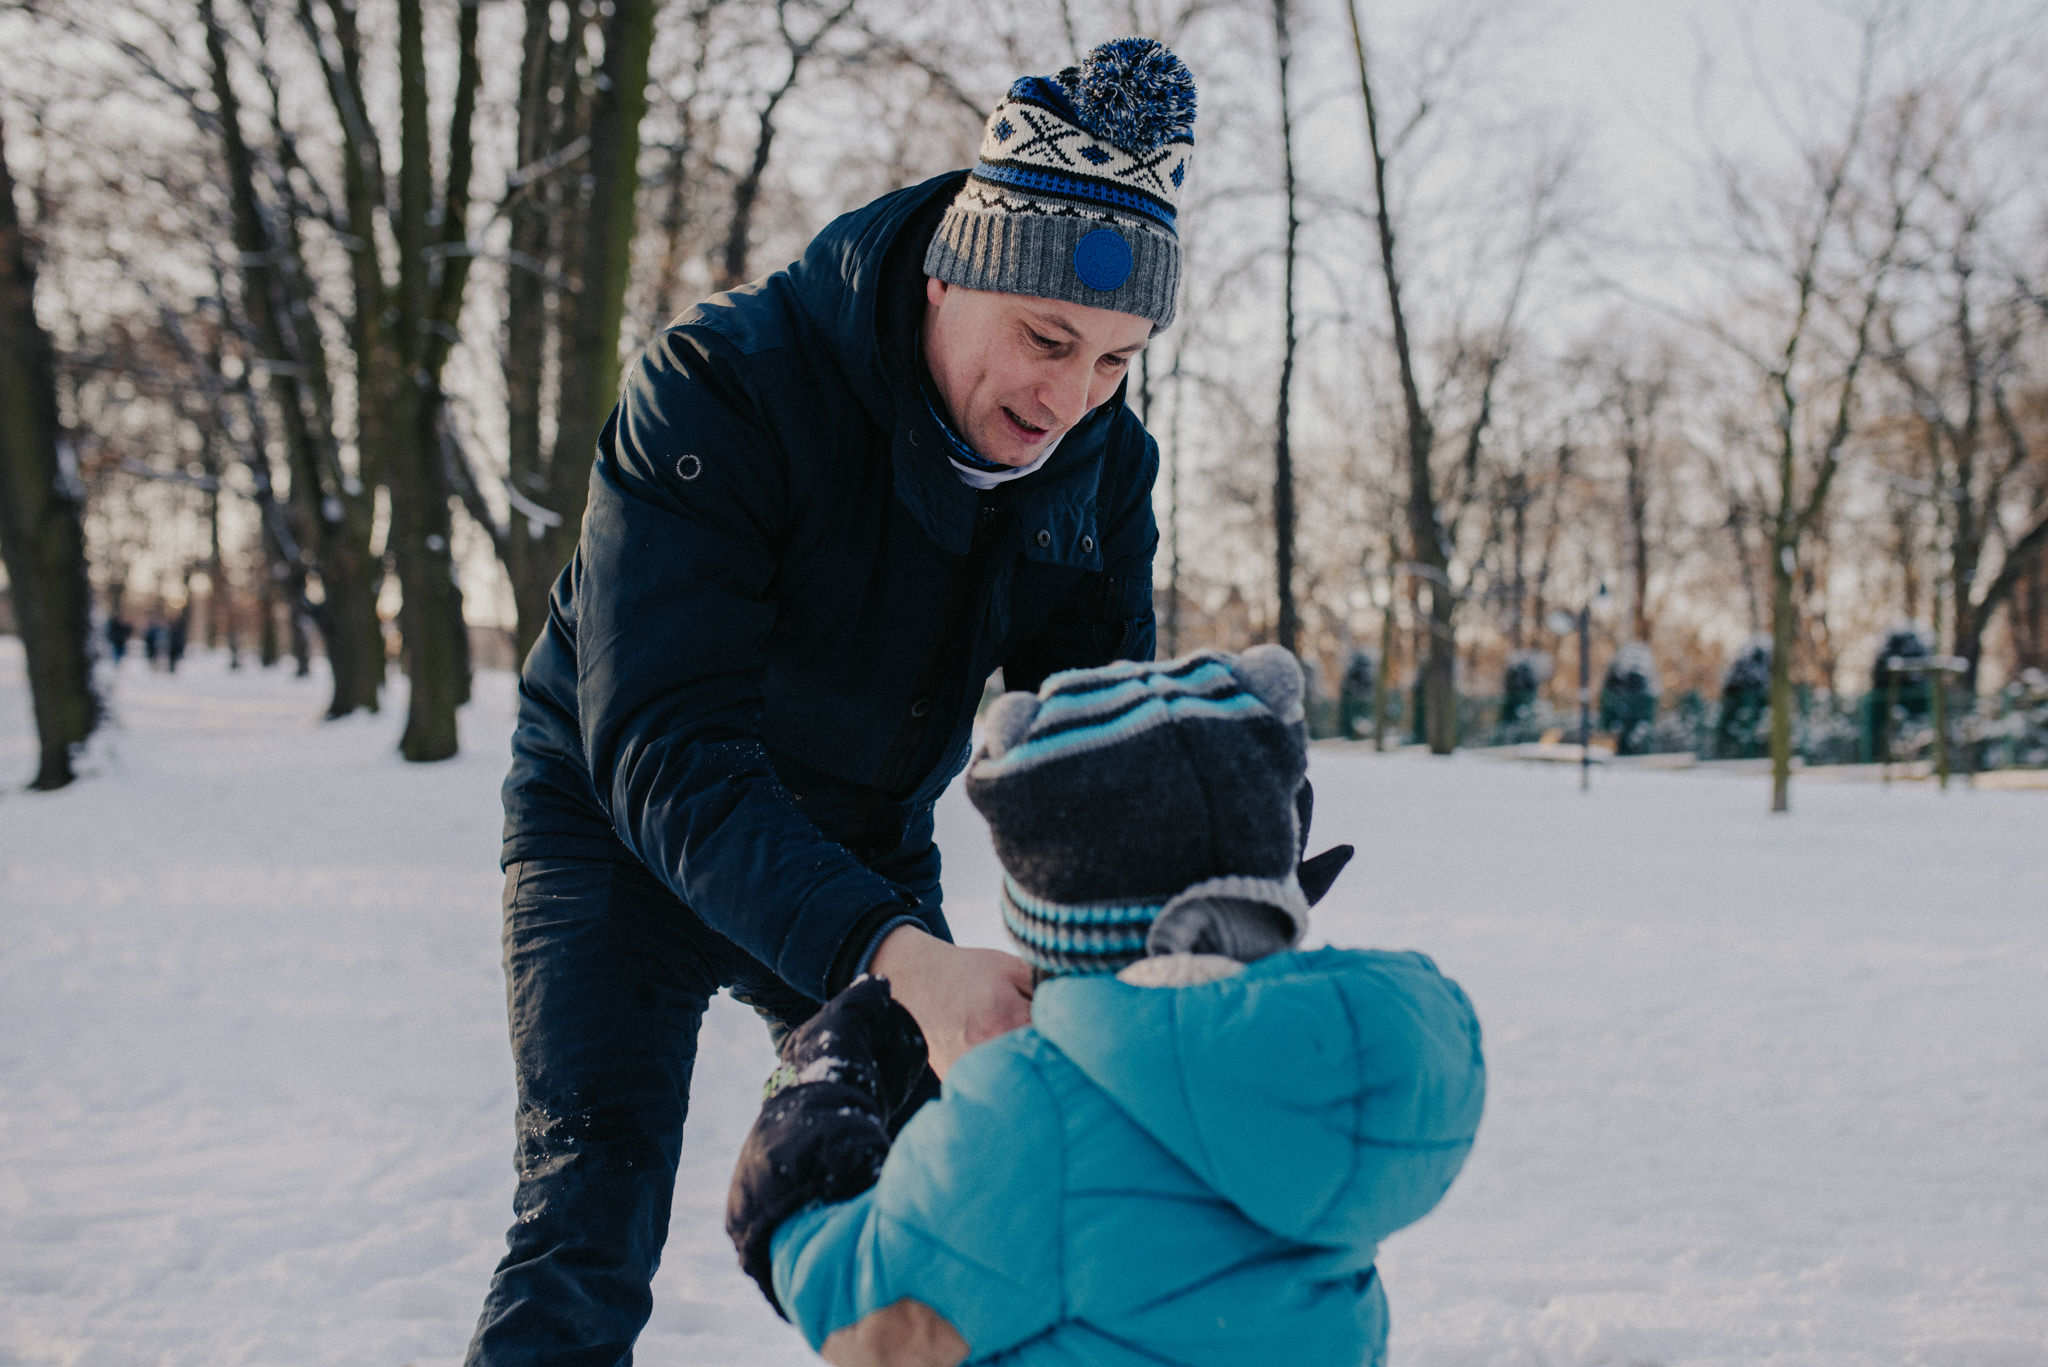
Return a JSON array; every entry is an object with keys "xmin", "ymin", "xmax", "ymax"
[
  {"xmin": 1270, "ymin": 0, "xmax": 1300, "ymax": 655},
  {"xmin": 1768, "ymin": 526, "xmax": 1796, "ymax": 813},
  {"xmin": 552, "ymin": 0, "xmax": 654, "ymax": 558},
  {"xmin": 0, "ymin": 113, "xmax": 99, "ymax": 790},
  {"xmin": 259, "ymin": 565, "xmax": 281, "ymax": 669},
  {"xmin": 1623, "ymin": 438, "xmax": 1652, "ymax": 645},
  {"xmin": 2015, "ymin": 539, "xmax": 2048, "ymax": 673},
  {"xmin": 497, "ymin": 0, "xmax": 658, "ymax": 666},
  {"xmin": 379, "ymin": 0, "xmax": 480, "ymax": 762},
  {"xmin": 503, "ymin": 0, "xmax": 564, "ymax": 667}
]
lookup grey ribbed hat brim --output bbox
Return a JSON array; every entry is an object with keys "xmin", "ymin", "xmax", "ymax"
[{"xmin": 923, "ymin": 201, "xmax": 1180, "ymax": 329}]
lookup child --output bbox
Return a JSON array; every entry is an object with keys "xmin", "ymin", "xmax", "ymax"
[{"xmin": 727, "ymin": 647, "xmax": 1485, "ymax": 1367}]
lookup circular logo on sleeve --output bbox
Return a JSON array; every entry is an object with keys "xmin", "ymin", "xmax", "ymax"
[{"xmin": 1072, "ymin": 228, "xmax": 1133, "ymax": 292}]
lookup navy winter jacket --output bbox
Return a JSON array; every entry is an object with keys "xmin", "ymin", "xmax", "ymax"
[{"xmin": 500, "ymin": 172, "xmax": 1160, "ymax": 1001}]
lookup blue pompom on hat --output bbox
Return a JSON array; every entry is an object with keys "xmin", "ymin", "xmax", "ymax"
[{"xmin": 924, "ymin": 37, "xmax": 1196, "ymax": 329}]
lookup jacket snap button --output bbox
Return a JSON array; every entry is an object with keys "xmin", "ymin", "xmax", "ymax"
[
  {"xmin": 909, "ymin": 429, "xmax": 921, "ymax": 446},
  {"xmin": 909, "ymin": 696, "xmax": 932, "ymax": 718},
  {"xmin": 1081, "ymin": 535, "xmax": 1095, "ymax": 554},
  {"xmin": 1035, "ymin": 529, "xmax": 1052, "ymax": 548}
]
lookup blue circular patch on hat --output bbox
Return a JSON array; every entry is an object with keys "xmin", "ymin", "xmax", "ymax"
[{"xmin": 1073, "ymin": 228, "xmax": 1133, "ymax": 291}]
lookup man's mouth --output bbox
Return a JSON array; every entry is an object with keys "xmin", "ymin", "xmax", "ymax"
[{"xmin": 1002, "ymin": 407, "xmax": 1050, "ymax": 441}]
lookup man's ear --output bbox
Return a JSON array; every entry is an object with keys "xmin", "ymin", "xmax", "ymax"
[{"xmin": 925, "ymin": 275, "xmax": 948, "ymax": 308}]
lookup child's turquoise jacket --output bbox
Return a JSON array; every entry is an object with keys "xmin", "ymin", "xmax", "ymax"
[{"xmin": 771, "ymin": 946, "xmax": 1486, "ymax": 1366}]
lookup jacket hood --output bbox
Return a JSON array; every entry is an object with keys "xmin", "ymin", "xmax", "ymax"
[
  {"xmin": 782, "ymin": 169, "xmax": 961, "ymax": 434},
  {"xmin": 1029, "ymin": 946, "xmax": 1484, "ymax": 1250}
]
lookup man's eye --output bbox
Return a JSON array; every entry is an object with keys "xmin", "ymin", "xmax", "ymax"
[{"xmin": 1027, "ymin": 331, "xmax": 1058, "ymax": 350}]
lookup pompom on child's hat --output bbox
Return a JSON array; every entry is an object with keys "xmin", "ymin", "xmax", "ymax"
[
  {"xmin": 924, "ymin": 37, "xmax": 1196, "ymax": 329},
  {"xmin": 966, "ymin": 646, "xmax": 1351, "ymax": 979}
]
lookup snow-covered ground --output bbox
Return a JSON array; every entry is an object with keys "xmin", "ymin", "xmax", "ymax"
[{"xmin": 2, "ymin": 638, "xmax": 2045, "ymax": 1367}]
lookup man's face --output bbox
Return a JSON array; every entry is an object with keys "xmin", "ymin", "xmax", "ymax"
[{"xmin": 921, "ymin": 279, "xmax": 1153, "ymax": 467}]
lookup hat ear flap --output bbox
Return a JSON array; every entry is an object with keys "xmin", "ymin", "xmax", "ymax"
[
  {"xmin": 979, "ymin": 691, "xmax": 1042, "ymax": 761},
  {"xmin": 1229, "ymin": 644, "xmax": 1305, "ymax": 723}
]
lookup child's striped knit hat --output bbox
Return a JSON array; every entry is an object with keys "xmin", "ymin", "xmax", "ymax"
[
  {"xmin": 924, "ymin": 37, "xmax": 1196, "ymax": 330},
  {"xmin": 965, "ymin": 647, "xmax": 1312, "ymax": 978}
]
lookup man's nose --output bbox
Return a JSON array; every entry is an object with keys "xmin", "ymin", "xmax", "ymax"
[{"xmin": 1038, "ymin": 357, "xmax": 1095, "ymax": 428}]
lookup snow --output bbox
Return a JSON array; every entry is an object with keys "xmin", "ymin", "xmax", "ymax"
[{"xmin": 2, "ymin": 638, "xmax": 2045, "ymax": 1366}]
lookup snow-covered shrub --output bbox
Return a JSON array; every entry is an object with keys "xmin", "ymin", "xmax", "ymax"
[
  {"xmin": 1714, "ymin": 636, "xmax": 1772, "ymax": 758},
  {"xmin": 1795, "ymin": 688, "xmax": 1862, "ymax": 766},
  {"xmin": 1599, "ymin": 642, "xmax": 1658, "ymax": 755},
  {"xmin": 1973, "ymin": 669, "xmax": 2048, "ymax": 770},
  {"xmin": 1338, "ymin": 650, "xmax": 1376, "ymax": 739},
  {"xmin": 1862, "ymin": 623, "xmax": 1936, "ymax": 761},
  {"xmin": 1648, "ymin": 688, "xmax": 1711, "ymax": 755},
  {"xmin": 1493, "ymin": 651, "xmax": 1553, "ymax": 744},
  {"xmin": 1303, "ymin": 656, "xmax": 1340, "ymax": 739},
  {"xmin": 1869, "ymin": 623, "xmax": 1936, "ymax": 715}
]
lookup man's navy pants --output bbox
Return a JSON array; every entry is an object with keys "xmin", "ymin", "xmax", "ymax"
[{"xmin": 463, "ymin": 851, "xmax": 943, "ymax": 1366}]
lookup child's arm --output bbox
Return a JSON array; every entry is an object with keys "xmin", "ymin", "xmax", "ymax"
[
  {"xmin": 725, "ymin": 977, "xmax": 931, "ymax": 1311},
  {"xmin": 771, "ymin": 1034, "xmax": 1066, "ymax": 1363}
]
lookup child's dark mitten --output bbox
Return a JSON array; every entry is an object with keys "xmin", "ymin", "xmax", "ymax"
[{"xmin": 725, "ymin": 975, "xmax": 928, "ymax": 1313}]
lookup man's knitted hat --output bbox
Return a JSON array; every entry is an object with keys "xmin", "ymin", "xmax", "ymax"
[
  {"xmin": 924, "ymin": 37, "xmax": 1196, "ymax": 330},
  {"xmin": 965, "ymin": 647, "xmax": 1313, "ymax": 979}
]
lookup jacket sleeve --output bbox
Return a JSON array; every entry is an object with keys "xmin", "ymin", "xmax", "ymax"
[
  {"xmin": 770, "ymin": 1038, "xmax": 1065, "ymax": 1360},
  {"xmin": 576, "ymin": 325, "xmax": 917, "ymax": 999}
]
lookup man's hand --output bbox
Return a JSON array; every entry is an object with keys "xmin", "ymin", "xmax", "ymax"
[{"xmin": 869, "ymin": 926, "xmax": 1032, "ymax": 1078}]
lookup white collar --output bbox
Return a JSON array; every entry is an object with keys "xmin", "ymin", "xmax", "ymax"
[{"xmin": 949, "ymin": 434, "xmax": 1061, "ymax": 489}]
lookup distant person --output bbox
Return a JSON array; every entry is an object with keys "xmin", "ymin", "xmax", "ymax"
[
  {"xmin": 727, "ymin": 647, "xmax": 1485, "ymax": 1367},
  {"xmin": 469, "ymin": 37, "xmax": 1204, "ymax": 1365},
  {"xmin": 105, "ymin": 616, "xmax": 132, "ymax": 665},
  {"xmin": 142, "ymin": 619, "xmax": 164, "ymax": 667},
  {"xmin": 165, "ymin": 608, "xmax": 188, "ymax": 673}
]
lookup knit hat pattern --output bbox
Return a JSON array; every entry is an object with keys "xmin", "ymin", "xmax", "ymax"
[
  {"xmin": 924, "ymin": 37, "xmax": 1196, "ymax": 329},
  {"xmin": 965, "ymin": 647, "xmax": 1310, "ymax": 978}
]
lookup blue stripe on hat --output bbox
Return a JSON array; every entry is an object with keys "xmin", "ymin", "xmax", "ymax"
[
  {"xmin": 1032, "ymin": 658, "xmax": 1237, "ymax": 724},
  {"xmin": 1038, "ymin": 651, "xmax": 1220, "ymax": 696},
  {"xmin": 970, "ymin": 163, "xmax": 1177, "ymax": 230},
  {"xmin": 978, "ymin": 689, "xmax": 1267, "ymax": 776},
  {"xmin": 1003, "ymin": 874, "xmax": 1161, "ymax": 926},
  {"xmin": 1001, "ymin": 909, "xmax": 1152, "ymax": 971},
  {"xmin": 1001, "ymin": 910, "xmax": 1151, "ymax": 959},
  {"xmin": 999, "ymin": 875, "xmax": 1162, "ymax": 975}
]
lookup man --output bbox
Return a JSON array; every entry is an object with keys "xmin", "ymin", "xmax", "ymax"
[{"xmin": 467, "ymin": 37, "xmax": 1197, "ymax": 1365}]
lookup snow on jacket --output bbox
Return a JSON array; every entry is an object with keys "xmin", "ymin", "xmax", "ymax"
[
  {"xmin": 771, "ymin": 946, "xmax": 1486, "ymax": 1366},
  {"xmin": 499, "ymin": 171, "xmax": 1160, "ymax": 1000}
]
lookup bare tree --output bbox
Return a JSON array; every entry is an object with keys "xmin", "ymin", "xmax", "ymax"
[
  {"xmin": 1882, "ymin": 194, "xmax": 2048, "ymax": 694},
  {"xmin": 714, "ymin": 0, "xmax": 861, "ymax": 292},
  {"xmin": 1347, "ymin": 0, "xmax": 1569, "ymax": 752},
  {"xmin": 286, "ymin": 0, "xmax": 487, "ymax": 760},
  {"xmin": 1703, "ymin": 17, "xmax": 1947, "ymax": 810},
  {"xmin": 200, "ymin": 0, "xmax": 386, "ymax": 715},
  {"xmin": 1600, "ymin": 340, "xmax": 1677, "ymax": 647}
]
